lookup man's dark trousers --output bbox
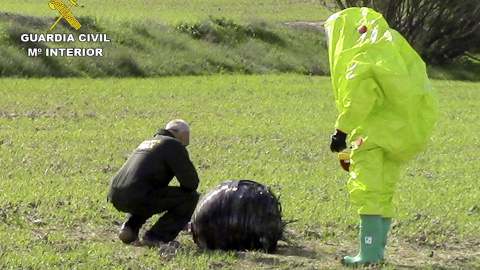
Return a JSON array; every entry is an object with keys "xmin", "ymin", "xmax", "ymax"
[{"xmin": 114, "ymin": 186, "xmax": 200, "ymax": 242}]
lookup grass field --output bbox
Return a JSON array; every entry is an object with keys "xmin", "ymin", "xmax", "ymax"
[
  {"xmin": 2, "ymin": 0, "xmax": 480, "ymax": 269},
  {"xmin": 0, "ymin": 15, "xmax": 329, "ymax": 78},
  {"xmin": 1, "ymin": 75, "xmax": 479, "ymax": 269},
  {"xmin": 1, "ymin": 1, "xmax": 479, "ymax": 80},
  {"xmin": 2, "ymin": 0, "xmax": 333, "ymax": 24},
  {"xmin": 0, "ymin": 0, "xmax": 334, "ymax": 79}
]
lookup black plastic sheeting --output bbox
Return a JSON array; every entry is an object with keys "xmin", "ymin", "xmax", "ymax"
[{"xmin": 191, "ymin": 180, "xmax": 283, "ymax": 253}]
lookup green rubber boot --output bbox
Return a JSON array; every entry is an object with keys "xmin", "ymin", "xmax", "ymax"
[
  {"xmin": 342, "ymin": 215, "xmax": 383, "ymax": 266},
  {"xmin": 380, "ymin": 218, "xmax": 392, "ymax": 260}
]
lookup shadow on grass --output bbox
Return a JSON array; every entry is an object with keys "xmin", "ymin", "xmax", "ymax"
[
  {"xmin": 272, "ymin": 243, "xmax": 323, "ymax": 260},
  {"xmin": 428, "ymin": 56, "xmax": 480, "ymax": 81},
  {"xmin": 176, "ymin": 17, "xmax": 287, "ymax": 47}
]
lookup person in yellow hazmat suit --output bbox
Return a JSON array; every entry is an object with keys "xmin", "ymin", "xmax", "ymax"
[{"xmin": 324, "ymin": 7, "xmax": 438, "ymax": 266}]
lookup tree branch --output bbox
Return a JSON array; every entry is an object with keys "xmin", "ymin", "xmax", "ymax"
[{"xmin": 465, "ymin": 52, "xmax": 480, "ymax": 62}]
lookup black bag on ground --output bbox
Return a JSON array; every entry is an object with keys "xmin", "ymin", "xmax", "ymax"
[{"xmin": 191, "ymin": 180, "xmax": 283, "ymax": 253}]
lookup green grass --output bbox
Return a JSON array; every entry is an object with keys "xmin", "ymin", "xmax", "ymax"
[
  {"xmin": 1, "ymin": 1, "xmax": 479, "ymax": 80},
  {"xmin": 0, "ymin": 15, "xmax": 329, "ymax": 78},
  {"xmin": 2, "ymin": 0, "xmax": 333, "ymax": 24},
  {"xmin": 427, "ymin": 56, "xmax": 480, "ymax": 81},
  {"xmin": 1, "ymin": 75, "xmax": 479, "ymax": 269}
]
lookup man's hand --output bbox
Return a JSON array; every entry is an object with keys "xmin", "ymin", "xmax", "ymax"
[{"xmin": 330, "ymin": 129, "xmax": 347, "ymax": 152}]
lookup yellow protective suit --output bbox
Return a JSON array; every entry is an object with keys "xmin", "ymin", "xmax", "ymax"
[{"xmin": 324, "ymin": 7, "xmax": 438, "ymax": 217}]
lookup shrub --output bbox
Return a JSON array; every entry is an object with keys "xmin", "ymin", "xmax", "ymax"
[{"xmin": 331, "ymin": 0, "xmax": 480, "ymax": 64}]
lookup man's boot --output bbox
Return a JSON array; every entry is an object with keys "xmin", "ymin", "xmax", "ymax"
[
  {"xmin": 118, "ymin": 214, "xmax": 148, "ymax": 244},
  {"xmin": 342, "ymin": 215, "xmax": 383, "ymax": 266},
  {"xmin": 380, "ymin": 217, "xmax": 392, "ymax": 260},
  {"xmin": 118, "ymin": 222, "xmax": 139, "ymax": 244}
]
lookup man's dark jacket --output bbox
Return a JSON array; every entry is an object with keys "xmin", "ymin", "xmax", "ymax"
[{"xmin": 108, "ymin": 129, "xmax": 199, "ymax": 208}]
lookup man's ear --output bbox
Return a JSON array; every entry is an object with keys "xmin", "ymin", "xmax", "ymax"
[{"xmin": 181, "ymin": 130, "xmax": 190, "ymax": 146}]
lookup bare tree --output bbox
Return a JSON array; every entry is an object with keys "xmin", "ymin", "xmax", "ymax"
[{"xmin": 330, "ymin": 0, "xmax": 480, "ymax": 64}]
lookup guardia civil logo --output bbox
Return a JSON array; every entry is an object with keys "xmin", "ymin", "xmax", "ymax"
[
  {"xmin": 49, "ymin": 0, "xmax": 82, "ymax": 31},
  {"xmin": 20, "ymin": 0, "xmax": 111, "ymax": 57}
]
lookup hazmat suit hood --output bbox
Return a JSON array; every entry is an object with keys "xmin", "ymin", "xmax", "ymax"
[{"xmin": 324, "ymin": 7, "xmax": 438, "ymax": 162}]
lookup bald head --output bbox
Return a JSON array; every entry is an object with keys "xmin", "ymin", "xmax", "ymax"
[{"xmin": 166, "ymin": 119, "xmax": 191, "ymax": 146}]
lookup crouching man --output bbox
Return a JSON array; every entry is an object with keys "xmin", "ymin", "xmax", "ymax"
[{"xmin": 108, "ymin": 119, "xmax": 200, "ymax": 247}]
